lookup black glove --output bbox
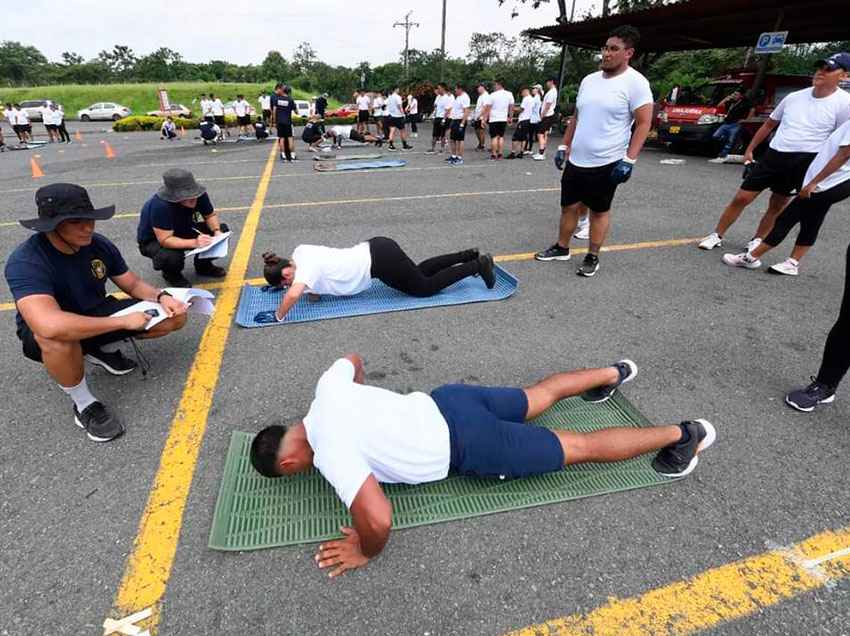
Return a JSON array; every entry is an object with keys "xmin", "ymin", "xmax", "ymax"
[
  {"xmin": 554, "ymin": 146, "xmax": 567, "ymax": 170},
  {"xmin": 609, "ymin": 159, "xmax": 634, "ymax": 185},
  {"xmin": 743, "ymin": 161, "xmax": 757, "ymax": 180},
  {"xmin": 254, "ymin": 310, "xmax": 282, "ymax": 324}
]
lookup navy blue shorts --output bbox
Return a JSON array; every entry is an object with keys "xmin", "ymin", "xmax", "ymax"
[{"xmin": 430, "ymin": 384, "xmax": 564, "ymax": 479}]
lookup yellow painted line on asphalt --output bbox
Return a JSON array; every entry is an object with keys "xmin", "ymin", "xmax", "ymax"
[
  {"xmin": 105, "ymin": 143, "xmax": 277, "ymax": 636},
  {"xmin": 505, "ymin": 524, "xmax": 850, "ymax": 636},
  {"xmin": 0, "ymin": 237, "xmax": 700, "ymax": 314}
]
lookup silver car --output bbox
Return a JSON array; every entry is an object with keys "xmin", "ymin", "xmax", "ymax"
[
  {"xmin": 77, "ymin": 102, "xmax": 132, "ymax": 121},
  {"xmin": 19, "ymin": 99, "xmax": 60, "ymax": 121}
]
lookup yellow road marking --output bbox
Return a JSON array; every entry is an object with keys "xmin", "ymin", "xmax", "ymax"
[
  {"xmin": 106, "ymin": 143, "xmax": 277, "ymax": 636},
  {"xmin": 0, "ymin": 237, "xmax": 699, "ymax": 314},
  {"xmin": 505, "ymin": 525, "xmax": 850, "ymax": 636}
]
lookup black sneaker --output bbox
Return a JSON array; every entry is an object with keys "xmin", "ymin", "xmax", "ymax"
[
  {"xmin": 195, "ymin": 262, "xmax": 227, "ymax": 278},
  {"xmin": 74, "ymin": 402, "xmax": 125, "ymax": 442},
  {"xmin": 785, "ymin": 378, "xmax": 836, "ymax": 412},
  {"xmin": 403, "ymin": 143, "xmax": 413, "ymax": 150},
  {"xmin": 478, "ymin": 253, "xmax": 496, "ymax": 289},
  {"xmin": 534, "ymin": 244, "xmax": 571, "ymax": 262},
  {"xmin": 163, "ymin": 271, "xmax": 191, "ymax": 287},
  {"xmin": 581, "ymin": 359, "xmax": 638, "ymax": 403},
  {"xmin": 577, "ymin": 253, "xmax": 600, "ymax": 277},
  {"xmin": 652, "ymin": 419, "xmax": 717, "ymax": 478},
  {"xmin": 388, "ymin": 143, "xmax": 398, "ymax": 152},
  {"xmin": 84, "ymin": 348, "xmax": 137, "ymax": 376}
]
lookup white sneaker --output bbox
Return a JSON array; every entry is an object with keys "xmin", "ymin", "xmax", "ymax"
[
  {"xmin": 532, "ymin": 153, "xmax": 545, "ymax": 161},
  {"xmin": 574, "ymin": 220, "xmax": 590, "ymax": 240},
  {"xmin": 768, "ymin": 258, "xmax": 799, "ymax": 276},
  {"xmin": 707, "ymin": 157, "xmax": 727, "ymax": 163},
  {"xmin": 698, "ymin": 232, "xmax": 722, "ymax": 250},
  {"xmin": 746, "ymin": 237, "xmax": 762, "ymax": 253},
  {"xmin": 722, "ymin": 252, "xmax": 762, "ymax": 269}
]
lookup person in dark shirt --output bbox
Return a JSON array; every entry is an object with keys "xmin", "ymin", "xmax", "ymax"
[
  {"xmin": 137, "ymin": 168, "xmax": 230, "ymax": 287},
  {"xmin": 271, "ymin": 83, "xmax": 297, "ymax": 162},
  {"xmin": 4, "ymin": 183, "xmax": 189, "ymax": 442},
  {"xmin": 709, "ymin": 90, "xmax": 754, "ymax": 161},
  {"xmin": 315, "ymin": 93, "xmax": 328, "ymax": 120},
  {"xmin": 301, "ymin": 117, "xmax": 326, "ymax": 152}
]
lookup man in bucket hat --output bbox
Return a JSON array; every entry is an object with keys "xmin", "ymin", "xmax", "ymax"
[
  {"xmin": 137, "ymin": 168, "xmax": 229, "ymax": 287},
  {"xmin": 5, "ymin": 183, "xmax": 189, "ymax": 442}
]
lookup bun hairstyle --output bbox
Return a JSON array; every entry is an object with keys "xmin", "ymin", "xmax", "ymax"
[{"xmin": 262, "ymin": 251, "xmax": 291, "ymax": 287}]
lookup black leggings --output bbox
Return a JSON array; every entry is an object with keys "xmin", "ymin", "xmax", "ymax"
[
  {"xmin": 816, "ymin": 242, "xmax": 850, "ymax": 388},
  {"xmin": 368, "ymin": 237, "xmax": 480, "ymax": 297},
  {"xmin": 764, "ymin": 180, "xmax": 850, "ymax": 248}
]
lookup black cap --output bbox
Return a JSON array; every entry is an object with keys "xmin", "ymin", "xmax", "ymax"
[
  {"xmin": 815, "ymin": 52, "xmax": 850, "ymax": 72},
  {"xmin": 19, "ymin": 183, "xmax": 115, "ymax": 232}
]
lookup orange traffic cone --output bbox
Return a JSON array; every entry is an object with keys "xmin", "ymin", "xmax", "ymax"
[
  {"xmin": 74, "ymin": 130, "xmax": 82, "ymax": 142},
  {"xmin": 31, "ymin": 157, "xmax": 44, "ymax": 178},
  {"xmin": 102, "ymin": 141, "xmax": 116, "ymax": 159}
]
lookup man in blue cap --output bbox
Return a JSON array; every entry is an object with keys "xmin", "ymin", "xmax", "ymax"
[{"xmin": 5, "ymin": 184, "xmax": 190, "ymax": 442}]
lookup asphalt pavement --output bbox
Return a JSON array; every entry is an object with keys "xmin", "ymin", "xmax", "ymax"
[{"xmin": 0, "ymin": 122, "xmax": 848, "ymax": 635}]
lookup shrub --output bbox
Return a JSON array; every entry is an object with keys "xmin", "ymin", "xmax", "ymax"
[{"xmin": 114, "ymin": 113, "xmax": 357, "ymax": 131}]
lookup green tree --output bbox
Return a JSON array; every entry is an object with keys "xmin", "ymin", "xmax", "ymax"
[
  {"xmin": 97, "ymin": 45, "xmax": 137, "ymax": 80},
  {"xmin": 61, "ymin": 52, "xmax": 84, "ymax": 66},
  {"xmin": 0, "ymin": 41, "xmax": 48, "ymax": 84},
  {"xmin": 292, "ymin": 42, "xmax": 318, "ymax": 76},
  {"xmin": 260, "ymin": 51, "xmax": 290, "ymax": 82}
]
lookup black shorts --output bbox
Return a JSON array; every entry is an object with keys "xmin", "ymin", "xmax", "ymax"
[
  {"xmin": 349, "ymin": 130, "xmax": 366, "ymax": 143},
  {"xmin": 276, "ymin": 122, "xmax": 293, "ymax": 138},
  {"xmin": 204, "ymin": 115, "xmax": 215, "ymax": 123},
  {"xmin": 560, "ymin": 160, "xmax": 620, "ymax": 213},
  {"xmin": 12, "ymin": 124, "xmax": 22, "ymax": 134},
  {"xmin": 432, "ymin": 118, "xmax": 447, "ymax": 138},
  {"xmin": 741, "ymin": 148, "xmax": 817, "ymax": 196},
  {"xmin": 406, "ymin": 113, "xmax": 421, "ymax": 123},
  {"xmin": 237, "ymin": 115, "xmax": 250, "ymax": 125},
  {"xmin": 358, "ymin": 110, "xmax": 370, "ymax": 123},
  {"xmin": 214, "ymin": 115, "xmax": 225, "ymax": 126},
  {"xmin": 540, "ymin": 115, "xmax": 556, "ymax": 134},
  {"xmin": 450, "ymin": 120, "xmax": 467, "ymax": 141},
  {"xmin": 45, "ymin": 124, "xmax": 57, "ymax": 131},
  {"xmin": 472, "ymin": 119, "xmax": 483, "ymax": 130},
  {"xmin": 17, "ymin": 296, "xmax": 139, "ymax": 363},
  {"xmin": 262, "ymin": 109, "xmax": 271, "ymax": 120},
  {"xmin": 488, "ymin": 121, "xmax": 507, "ymax": 137},
  {"xmin": 513, "ymin": 120, "xmax": 531, "ymax": 142},
  {"xmin": 388, "ymin": 116, "xmax": 406, "ymax": 130}
]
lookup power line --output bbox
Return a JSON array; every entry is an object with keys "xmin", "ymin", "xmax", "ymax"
[{"xmin": 394, "ymin": 11, "xmax": 420, "ymax": 81}]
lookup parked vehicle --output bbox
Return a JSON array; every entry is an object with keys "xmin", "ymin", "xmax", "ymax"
[
  {"xmin": 19, "ymin": 99, "xmax": 60, "ymax": 121},
  {"xmin": 78, "ymin": 102, "xmax": 132, "ymax": 121},
  {"xmin": 146, "ymin": 104, "xmax": 192, "ymax": 118},
  {"xmin": 295, "ymin": 100, "xmax": 311, "ymax": 118},
  {"xmin": 327, "ymin": 104, "xmax": 357, "ymax": 118},
  {"xmin": 657, "ymin": 71, "xmax": 814, "ymax": 155}
]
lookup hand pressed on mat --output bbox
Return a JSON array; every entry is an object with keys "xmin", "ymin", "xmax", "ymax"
[{"xmin": 315, "ymin": 527, "xmax": 369, "ymax": 578}]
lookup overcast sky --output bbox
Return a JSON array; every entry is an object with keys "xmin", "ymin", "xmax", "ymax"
[{"xmin": 21, "ymin": 0, "xmax": 598, "ymax": 67}]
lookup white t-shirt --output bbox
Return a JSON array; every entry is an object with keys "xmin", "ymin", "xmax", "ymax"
[
  {"xmin": 201, "ymin": 99, "xmax": 212, "ymax": 116},
  {"xmin": 542, "ymin": 87, "xmax": 558, "ymax": 117},
  {"xmin": 17, "ymin": 109, "xmax": 29, "ymax": 125},
  {"xmin": 387, "ymin": 93, "xmax": 405, "ymax": 118},
  {"xmin": 211, "ymin": 99, "xmax": 224, "ymax": 116},
  {"xmin": 488, "ymin": 89, "xmax": 515, "ymax": 123},
  {"xmin": 48, "ymin": 109, "xmax": 62, "ymax": 125},
  {"xmin": 450, "ymin": 93, "xmax": 470, "ymax": 120},
  {"xmin": 304, "ymin": 358, "xmax": 451, "ymax": 507},
  {"xmin": 803, "ymin": 119, "xmax": 850, "ymax": 192},
  {"xmin": 517, "ymin": 95, "xmax": 535, "ymax": 122},
  {"xmin": 259, "ymin": 95, "xmax": 271, "ymax": 110},
  {"xmin": 5, "ymin": 108, "xmax": 16, "ymax": 124},
  {"xmin": 329, "ymin": 125, "xmax": 353, "ymax": 139},
  {"xmin": 372, "ymin": 96, "xmax": 384, "ymax": 116},
  {"xmin": 530, "ymin": 95, "xmax": 542, "ymax": 124},
  {"xmin": 234, "ymin": 100, "xmax": 250, "ymax": 117},
  {"xmin": 473, "ymin": 92, "xmax": 490, "ymax": 120},
  {"xmin": 434, "ymin": 93, "xmax": 453, "ymax": 118},
  {"xmin": 407, "ymin": 96, "xmax": 418, "ymax": 115},
  {"xmin": 570, "ymin": 67, "xmax": 653, "ymax": 168},
  {"xmin": 356, "ymin": 95, "xmax": 371, "ymax": 111},
  {"xmin": 769, "ymin": 87, "xmax": 850, "ymax": 154},
  {"xmin": 292, "ymin": 242, "xmax": 372, "ymax": 296},
  {"xmin": 40, "ymin": 106, "xmax": 53, "ymax": 123}
]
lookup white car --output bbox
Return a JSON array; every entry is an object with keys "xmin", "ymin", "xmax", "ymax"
[
  {"xmin": 146, "ymin": 104, "xmax": 192, "ymax": 118},
  {"xmin": 77, "ymin": 102, "xmax": 132, "ymax": 121},
  {"xmin": 19, "ymin": 99, "xmax": 60, "ymax": 121},
  {"xmin": 295, "ymin": 100, "xmax": 310, "ymax": 118}
]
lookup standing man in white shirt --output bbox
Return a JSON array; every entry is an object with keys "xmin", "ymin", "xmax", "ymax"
[
  {"xmin": 508, "ymin": 87, "xmax": 535, "ymax": 159},
  {"xmin": 698, "ymin": 53, "xmax": 850, "ymax": 253},
  {"xmin": 234, "ymin": 94, "xmax": 252, "ymax": 136},
  {"xmin": 447, "ymin": 84, "xmax": 471, "ymax": 165},
  {"xmin": 356, "ymin": 90, "xmax": 372, "ymax": 134},
  {"xmin": 481, "ymin": 79, "xmax": 514, "ymax": 161},
  {"xmin": 371, "ymin": 92, "xmax": 385, "ymax": 139},
  {"xmin": 4, "ymin": 103, "xmax": 21, "ymax": 143},
  {"xmin": 200, "ymin": 94, "xmax": 214, "ymax": 124},
  {"xmin": 42, "ymin": 104, "xmax": 58, "ymax": 143},
  {"xmin": 526, "ymin": 85, "xmax": 543, "ymax": 155},
  {"xmin": 16, "ymin": 105, "xmax": 32, "ymax": 143},
  {"xmin": 535, "ymin": 78, "xmax": 559, "ymax": 161},
  {"xmin": 405, "ymin": 93, "xmax": 419, "ymax": 137},
  {"xmin": 472, "ymin": 83, "xmax": 490, "ymax": 152},
  {"xmin": 534, "ymin": 26, "xmax": 654, "ymax": 277},
  {"xmin": 259, "ymin": 92, "xmax": 272, "ymax": 126},
  {"xmin": 386, "ymin": 87, "xmax": 413, "ymax": 151},
  {"xmin": 426, "ymin": 84, "xmax": 451, "ymax": 154},
  {"xmin": 210, "ymin": 94, "xmax": 228, "ymax": 138}
]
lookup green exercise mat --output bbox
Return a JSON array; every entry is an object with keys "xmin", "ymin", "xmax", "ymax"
[{"xmin": 209, "ymin": 392, "xmax": 672, "ymax": 551}]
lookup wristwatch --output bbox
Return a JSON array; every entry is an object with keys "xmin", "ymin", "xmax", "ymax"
[{"xmin": 156, "ymin": 290, "xmax": 173, "ymax": 303}]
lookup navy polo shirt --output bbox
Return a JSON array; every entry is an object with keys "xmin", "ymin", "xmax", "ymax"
[
  {"xmin": 136, "ymin": 192, "xmax": 214, "ymax": 243},
  {"xmin": 270, "ymin": 94, "xmax": 295, "ymax": 124},
  {"xmin": 5, "ymin": 232, "xmax": 129, "ymax": 328}
]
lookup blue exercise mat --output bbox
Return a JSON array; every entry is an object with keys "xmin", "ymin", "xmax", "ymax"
[
  {"xmin": 314, "ymin": 159, "xmax": 407, "ymax": 172},
  {"xmin": 236, "ymin": 265, "xmax": 517, "ymax": 328}
]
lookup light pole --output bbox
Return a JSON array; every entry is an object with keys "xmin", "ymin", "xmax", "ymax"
[
  {"xmin": 394, "ymin": 11, "xmax": 420, "ymax": 82},
  {"xmin": 440, "ymin": 0, "xmax": 447, "ymax": 80}
]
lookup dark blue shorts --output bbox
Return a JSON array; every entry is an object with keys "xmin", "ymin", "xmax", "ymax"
[{"xmin": 430, "ymin": 384, "xmax": 564, "ymax": 479}]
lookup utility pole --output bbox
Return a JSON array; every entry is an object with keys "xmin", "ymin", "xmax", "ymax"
[
  {"xmin": 394, "ymin": 11, "xmax": 420, "ymax": 82},
  {"xmin": 440, "ymin": 0, "xmax": 447, "ymax": 80}
]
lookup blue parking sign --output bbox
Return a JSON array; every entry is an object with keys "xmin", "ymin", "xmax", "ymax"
[{"xmin": 755, "ymin": 31, "xmax": 788, "ymax": 54}]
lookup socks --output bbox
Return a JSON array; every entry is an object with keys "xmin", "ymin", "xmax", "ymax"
[{"xmin": 61, "ymin": 377, "xmax": 97, "ymax": 412}]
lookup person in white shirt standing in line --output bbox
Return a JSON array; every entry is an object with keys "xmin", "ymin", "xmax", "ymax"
[
  {"xmin": 210, "ymin": 94, "xmax": 228, "ymax": 139},
  {"xmin": 698, "ymin": 53, "xmax": 850, "ymax": 253},
  {"xmin": 200, "ymin": 94, "xmax": 214, "ymax": 124},
  {"xmin": 508, "ymin": 87, "xmax": 535, "ymax": 159},
  {"xmin": 534, "ymin": 25, "xmax": 653, "ymax": 277},
  {"xmin": 356, "ymin": 90, "xmax": 372, "ymax": 135},
  {"xmin": 41, "ymin": 104, "xmax": 57, "ymax": 143},
  {"xmin": 426, "ymin": 83, "xmax": 452, "ymax": 154},
  {"xmin": 54, "ymin": 103, "xmax": 71, "ymax": 144},
  {"xmin": 371, "ymin": 92, "xmax": 385, "ymax": 139},
  {"xmin": 233, "ymin": 94, "xmax": 252, "ymax": 137},
  {"xmin": 405, "ymin": 93, "xmax": 419, "ymax": 137},
  {"xmin": 481, "ymin": 79, "xmax": 514, "ymax": 161},
  {"xmin": 386, "ymin": 87, "xmax": 413, "ymax": 151},
  {"xmin": 535, "ymin": 77, "xmax": 559, "ymax": 161},
  {"xmin": 16, "ymin": 104, "xmax": 32, "ymax": 143},
  {"xmin": 471, "ymin": 83, "xmax": 490, "ymax": 152},
  {"xmin": 526, "ymin": 85, "xmax": 543, "ymax": 155},
  {"xmin": 446, "ymin": 84, "xmax": 471, "ymax": 165},
  {"xmin": 5, "ymin": 103, "xmax": 21, "ymax": 143},
  {"xmin": 258, "ymin": 92, "xmax": 272, "ymax": 126}
]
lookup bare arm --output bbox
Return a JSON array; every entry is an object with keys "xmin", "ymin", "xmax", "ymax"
[
  {"xmin": 17, "ymin": 295, "xmax": 143, "ymax": 341},
  {"xmin": 745, "ymin": 118, "xmax": 779, "ymax": 160},
  {"xmin": 462, "ymin": 106, "xmax": 470, "ymax": 126},
  {"xmin": 112, "ymin": 271, "xmax": 187, "ymax": 316},
  {"xmin": 481, "ymin": 103, "xmax": 492, "ymax": 124},
  {"xmin": 274, "ymin": 282, "xmax": 306, "ymax": 321},
  {"xmin": 204, "ymin": 212, "xmax": 222, "ymax": 234},
  {"xmin": 800, "ymin": 145, "xmax": 850, "ymax": 197},
  {"xmin": 561, "ymin": 111, "xmax": 578, "ymax": 150},
  {"xmin": 349, "ymin": 476, "xmax": 392, "ymax": 557},
  {"xmin": 153, "ymin": 226, "xmax": 205, "ymax": 250},
  {"xmin": 625, "ymin": 103, "xmax": 654, "ymax": 161}
]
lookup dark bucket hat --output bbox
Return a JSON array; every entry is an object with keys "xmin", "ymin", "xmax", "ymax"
[
  {"xmin": 157, "ymin": 168, "xmax": 207, "ymax": 203},
  {"xmin": 19, "ymin": 183, "xmax": 115, "ymax": 232}
]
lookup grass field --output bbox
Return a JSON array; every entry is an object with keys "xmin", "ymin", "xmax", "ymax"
[{"xmin": 0, "ymin": 82, "xmax": 337, "ymax": 118}]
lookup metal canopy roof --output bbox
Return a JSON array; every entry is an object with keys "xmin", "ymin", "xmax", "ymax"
[{"xmin": 526, "ymin": 0, "xmax": 850, "ymax": 52}]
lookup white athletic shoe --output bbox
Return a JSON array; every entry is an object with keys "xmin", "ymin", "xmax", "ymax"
[
  {"xmin": 746, "ymin": 237, "xmax": 762, "ymax": 253},
  {"xmin": 523, "ymin": 150, "xmax": 533, "ymax": 156},
  {"xmin": 532, "ymin": 153, "xmax": 545, "ymax": 161},
  {"xmin": 768, "ymin": 257, "xmax": 799, "ymax": 276},
  {"xmin": 722, "ymin": 252, "xmax": 762, "ymax": 269},
  {"xmin": 574, "ymin": 217, "xmax": 590, "ymax": 240},
  {"xmin": 698, "ymin": 232, "xmax": 722, "ymax": 250},
  {"xmin": 707, "ymin": 157, "xmax": 727, "ymax": 163}
]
